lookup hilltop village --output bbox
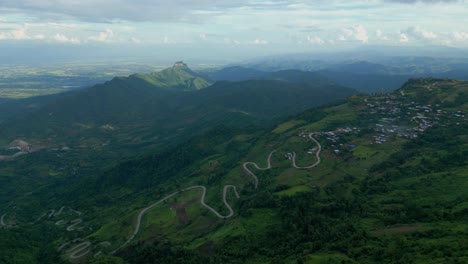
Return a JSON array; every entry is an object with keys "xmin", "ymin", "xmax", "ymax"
[{"xmin": 297, "ymin": 91, "xmax": 466, "ymax": 156}]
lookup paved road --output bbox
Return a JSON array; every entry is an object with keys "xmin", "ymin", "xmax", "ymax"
[
  {"xmin": 55, "ymin": 206, "xmax": 66, "ymax": 216},
  {"xmin": 66, "ymin": 219, "xmax": 83, "ymax": 231},
  {"xmin": 112, "ymin": 184, "xmax": 240, "ymax": 254},
  {"xmin": 242, "ymin": 150, "xmax": 276, "ymax": 189},
  {"xmin": 68, "ymin": 242, "xmax": 92, "ymax": 259},
  {"xmin": 47, "ymin": 209, "xmax": 55, "ymax": 218},
  {"xmin": 111, "ymin": 191, "xmax": 180, "ymax": 254},
  {"xmin": 1, "ymin": 213, "xmax": 6, "ymax": 226},
  {"xmin": 183, "ymin": 185, "xmax": 240, "ymax": 219},
  {"xmin": 291, "ymin": 133, "xmax": 322, "ymax": 169}
]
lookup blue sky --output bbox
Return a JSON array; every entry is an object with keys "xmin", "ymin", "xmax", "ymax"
[{"xmin": 1, "ymin": 0, "xmax": 467, "ymax": 63}]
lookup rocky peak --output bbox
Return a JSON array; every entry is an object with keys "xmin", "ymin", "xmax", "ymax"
[{"xmin": 173, "ymin": 61, "xmax": 188, "ymax": 68}]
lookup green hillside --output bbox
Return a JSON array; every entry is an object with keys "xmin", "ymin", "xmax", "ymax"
[{"xmin": 0, "ymin": 78, "xmax": 466, "ymax": 263}]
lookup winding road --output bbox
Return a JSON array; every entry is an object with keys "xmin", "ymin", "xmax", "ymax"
[
  {"xmin": 66, "ymin": 219, "xmax": 83, "ymax": 231},
  {"xmin": 66, "ymin": 132, "xmax": 322, "ymax": 257},
  {"xmin": 291, "ymin": 133, "xmax": 322, "ymax": 169},
  {"xmin": 1, "ymin": 213, "xmax": 6, "ymax": 226},
  {"xmin": 242, "ymin": 150, "xmax": 276, "ymax": 189},
  {"xmin": 55, "ymin": 206, "xmax": 66, "ymax": 216},
  {"xmin": 112, "ymin": 184, "xmax": 241, "ymax": 254},
  {"xmin": 68, "ymin": 242, "xmax": 92, "ymax": 259},
  {"xmin": 111, "ymin": 191, "xmax": 180, "ymax": 254},
  {"xmin": 183, "ymin": 185, "xmax": 240, "ymax": 219}
]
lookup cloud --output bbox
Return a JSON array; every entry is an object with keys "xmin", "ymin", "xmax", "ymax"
[
  {"xmin": 307, "ymin": 36, "xmax": 325, "ymax": 45},
  {"xmin": 163, "ymin": 36, "xmax": 178, "ymax": 44},
  {"xmin": 88, "ymin": 29, "xmax": 114, "ymax": 42},
  {"xmin": 452, "ymin": 31, "xmax": 468, "ymax": 41},
  {"xmin": 341, "ymin": 25, "xmax": 369, "ymax": 43},
  {"xmin": 0, "ymin": 27, "xmax": 44, "ymax": 40},
  {"xmin": 53, "ymin": 33, "xmax": 81, "ymax": 44},
  {"xmin": 399, "ymin": 33, "xmax": 409, "ymax": 43},
  {"xmin": 0, "ymin": 0, "xmax": 255, "ymax": 23},
  {"xmin": 375, "ymin": 29, "xmax": 389, "ymax": 41},
  {"xmin": 224, "ymin": 38, "xmax": 241, "ymax": 45},
  {"xmin": 385, "ymin": 0, "xmax": 459, "ymax": 3},
  {"xmin": 400, "ymin": 26, "xmax": 438, "ymax": 42},
  {"xmin": 252, "ymin": 39, "xmax": 269, "ymax": 45},
  {"xmin": 131, "ymin": 37, "xmax": 141, "ymax": 44}
]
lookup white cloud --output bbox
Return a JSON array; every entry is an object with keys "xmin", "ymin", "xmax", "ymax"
[
  {"xmin": 341, "ymin": 25, "xmax": 369, "ymax": 43},
  {"xmin": 401, "ymin": 26, "xmax": 438, "ymax": 41},
  {"xmin": 375, "ymin": 29, "xmax": 389, "ymax": 41},
  {"xmin": 307, "ymin": 36, "xmax": 325, "ymax": 45},
  {"xmin": 452, "ymin": 31, "xmax": 468, "ymax": 41},
  {"xmin": 252, "ymin": 39, "xmax": 268, "ymax": 45},
  {"xmin": 163, "ymin": 36, "xmax": 178, "ymax": 44},
  {"xmin": 0, "ymin": 27, "xmax": 44, "ymax": 40},
  {"xmin": 224, "ymin": 38, "xmax": 241, "ymax": 45},
  {"xmin": 88, "ymin": 29, "xmax": 114, "ymax": 42},
  {"xmin": 399, "ymin": 33, "xmax": 409, "ymax": 43},
  {"xmin": 131, "ymin": 37, "xmax": 141, "ymax": 44},
  {"xmin": 199, "ymin": 33, "xmax": 207, "ymax": 40},
  {"xmin": 53, "ymin": 33, "xmax": 81, "ymax": 44}
]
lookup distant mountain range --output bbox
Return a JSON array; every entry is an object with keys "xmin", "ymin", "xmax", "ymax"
[
  {"xmin": 0, "ymin": 62, "xmax": 355, "ymax": 163},
  {"xmin": 204, "ymin": 57, "xmax": 468, "ymax": 93}
]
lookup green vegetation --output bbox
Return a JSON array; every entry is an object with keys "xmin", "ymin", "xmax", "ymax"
[{"xmin": 0, "ymin": 78, "xmax": 466, "ymax": 263}]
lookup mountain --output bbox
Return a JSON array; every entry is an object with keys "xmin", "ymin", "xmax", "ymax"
[
  {"xmin": 131, "ymin": 61, "xmax": 212, "ymax": 91},
  {"xmin": 209, "ymin": 64, "xmax": 408, "ymax": 93},
  {"xmin": 1, "ymin": 78, "xmax": 466, "ymax": 263},
  {"xmin": 238, "ymin": 54, "xmax": 468, "ymax": 93},
  {"xmin": 327, "ymin": 61, "xmax": 392, "ymax": 75},
  {"xmin": 0, "ymin": 65, "xmax": 354, "ymax": 137},
  {"xmin": 206, "ymin": 66, "xmax": 333, "ymax": 85},
  {"xmin": 0, "ymin": 63, "xmax": 355, "ymax": 182},
  {"xmin": 205, "ymin": 66, "xmax": 265, "ymax": 81},
  {"xmin": 0, "ymin": 91, "xmax": 82, "ymax": 125},
  {"xmin": 317, "ymin": 70, "xmax": 411, "ymax": 93}
]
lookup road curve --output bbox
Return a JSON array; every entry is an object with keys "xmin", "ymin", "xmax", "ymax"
[
  {"xmin": 68, "ymin": 242, "xmax": 92, "ymax": 259},
  {"xmin": 1, "ymin": 213, "xmax": 6, "ymax": 226},
  {"xmin": 66, "ymin": 219, "xmax": 83, "ymax": 231},
  {"xmin": 48, "ymin": 210, "xmax": 55, "ymax": 218},
  {"xmin": 54, "ymin": 206, "xmax": 66, "ymax": 216},
  {"xmin": 111, "ymin": 191, "xmax": 179, "ymax": 254},
  {"xmin": 112, "ymin": 185, "xmax": 240, "ymax": 254},
  {"xmin": 183, "ymin": 185, "xmax": 240, "ymax": 219},
  {"xmin": 291, "ymin": 133, "xmax": 322, "ymax": 169},
  {"xmin": 243, "ymin": 150, "xmax": 276, "ymax": 189}
]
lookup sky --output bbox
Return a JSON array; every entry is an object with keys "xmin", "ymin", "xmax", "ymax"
[{"xmin": 0, "ymin": 0, "xmax": 467, "ymax": 64}]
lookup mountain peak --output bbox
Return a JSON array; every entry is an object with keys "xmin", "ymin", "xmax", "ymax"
[{"xmin": 173, "ymin": 61, "xmax": 188, "ymax": 68}]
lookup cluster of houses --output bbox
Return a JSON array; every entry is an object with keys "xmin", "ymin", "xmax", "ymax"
[
  {"xmin": 298, "ymin": 128, "xmax": 360, "ymax": 155},
  {"xmin": 293, "ymin": 91, "xmax": 465, "ymax": 157},
  {"xmin": 363, "ymin": 94, "xmax": 466, "ymax": 144}
]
